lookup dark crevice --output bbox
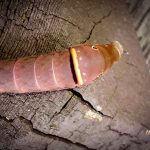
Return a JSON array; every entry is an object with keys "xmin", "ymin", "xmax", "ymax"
[
  {"xmin": 69, "ymin": 89, "xmax": 113, "ymax": 119},
  {"xmin": 136, "ymin": 127, "xmax": 144, "ymax": 138},
  {"xmin": 108, "ymin": 125, "xmax": 147, "ymax": 145},
  {"xmin": 50, "ymin": 13, "xmax": 81, "ymax": 30},
  {"xmin": 19, "ymin": 116, "xmax": 95, "ymax": 150},
  {"xmin": 0, "ymin": 115, "xmax": 19, "ymax": 137},
  {"xmin": 44, "ymin": 143, "xmax": 49, "ymax": 150},
  {"xmin": 131, "ymin": 138, "xmax": 149, "ymax": 146},
  {"xmin": 80, "ymin": 23, "xmax": 95, "ymax": 43},
  {"xmin": 30, "ymin": 108, "xmax": 39, "ymax": 121},
  {"xmin": 48, "ymin": 94, "xmax": 74, "ymax": 122},
  {"xmin": 34, "ymin": 5, "xmax": 81, "ymax": 30},
  {"xmin": 7, "ymin": 18, "xmax": 34, "ymax": 31},
  {"xmin": 0, "ymin": 115, "xmax": 14, "ymax": 123},
  {"xmin": 135, "ymin": 7, "xmax": 150, "ymax": 30},
  {"xmin": 108, "ymin": 125, "xmax": 133, "ymax": 138},
  {"xmin": 130, "ymin": 0, "xmax": 143, "ymax": 14},
  {"xmin": 25, "ymin": 2, "xmax": 34, "ymax": 24},
  {"xmin": 143, "ymin": 44, "xmax": 150, "ymax": 59},
  {"xmin": 57, "ymin": 95, "xmax": 73, "ymax": 114},
  {"xmin": 80, "ymin": 10, "xmax": 112, "ymax": 44},
  {"xmin": 130, "ymin": 140, "xmax": 142, "ymax": 145},
  {"xmin": 119, "ymin": 144, "xmax": 131, "ymax": 150},
  {"xmin": 142, "ymin": 42, "xmax": 148, "ymax": 52}
]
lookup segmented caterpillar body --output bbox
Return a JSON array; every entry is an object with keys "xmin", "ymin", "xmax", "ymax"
[{"xmin": 0, "ymin": 41, "xmax": 123, "ymax": 93}]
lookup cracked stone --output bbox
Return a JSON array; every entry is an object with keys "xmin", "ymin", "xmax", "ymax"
[
  {"xmin": 74, "ymin": 69, "xmax": 118, "ymax": 118},
  {"xmin": 0, "ymin": 117, "xmax": 88, "ymax": 150},
  {"xmin": 109, "ymin": 113, "xmax": 143, "ymax": 137},
  {"xmin": 31, "ymin": 96, "xmax": 113, "ymax": 149}
]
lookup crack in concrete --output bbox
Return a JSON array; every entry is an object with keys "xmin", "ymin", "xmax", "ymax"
[
  {"xmin": 0, "ymin": 0, "xmax": 35, "ymax": 49},
  {"xmin": 106, "ymin": 126, "xmax": 148, "ymax": 149},
  {"xmin": 120, "ymin": 144, "xmax": 131, "ymax": 150},
  {"xmin": 30, "ymin": 107, "xmax": 39, "ymax": 121},
  {"xmin": 130, "ymin": 140, "xmax": 143, "ymax": 145},
  {"xmin": 0, "ymin": 90, "xmax": 113, "ymax": 149},
  {"xmin": 108, "ymin": 125, "xmax": 133, "ymax": 138},
  {"xmin": 69, "ymin": 89, "xmax": 113, "ymax": 119},
  {"xmin": 19, "ymin": 116, "xmax": 95, "ymax": 150},
  {"xmin": 43, "ymin": 143, "xmax": 49, "ymax": 150},
  {"xmin": 7, "ymin": 18, "xmax": 34, "ymax": 31},
  {"xmin": 80, "ymin": 10, "xmax": 112, "ymax": 44},
  {"xmin": 47, "ymin": 94, "xmax": 74, "ymax": 123},
  {"xmin": 54, "ymin": 94, "xmax": 73, "ymax": 115},
  {"xmin": 0, "ymin": 115, "xmax": 14, "ymax": 123},
  {"xmin": 34, "ymin": 5, "xmax": 81, "ymax": 30},
  {"xmin": 24, "ymin": 2, "xmax": 34, "ymax": 24},
  {"xmin": 0, "ymin": 114, "xmax": 93, "ymax": 149},
  {"xmin": 0, "ymin": 115, "xmax": 19, "ymax": 138},
  {"xmin": 0, "ymin": 94, "xmax": 148, "ymax": 149}
]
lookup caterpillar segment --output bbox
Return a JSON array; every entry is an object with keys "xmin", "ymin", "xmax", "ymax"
[{"xmin": 0, "ymin": 41, "xmax": 123, "ymax": 93}]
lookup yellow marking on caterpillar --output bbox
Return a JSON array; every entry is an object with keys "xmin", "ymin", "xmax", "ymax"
[{"xmin": 70, "ymin": 48, "xmax": 83, "ymax": 85}]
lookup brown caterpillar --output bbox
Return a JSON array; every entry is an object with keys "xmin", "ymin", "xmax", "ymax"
[{"xmin": 0, "ymin": 41, "xmax": 123, "ymax": 93}]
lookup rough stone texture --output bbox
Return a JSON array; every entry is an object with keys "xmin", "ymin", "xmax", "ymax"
[
  {"xmin": 0, "ymin": 0, "xmax": 150, "ymax": 150},
  {"xmin": 0, "ymin": 117, "xmax": 87, "ymax": 150}
]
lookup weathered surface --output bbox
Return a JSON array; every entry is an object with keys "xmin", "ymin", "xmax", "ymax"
[
  {"xmin": 126, "ymin": 0, "xmax": 150, "ymax": 73},
  {"xmin": 0, "ymin": 0, "xmax": 150, "ymax": 150},
  {"xmin": 0, "ymin": 116, "xmax": 87, "ymax": 150}
]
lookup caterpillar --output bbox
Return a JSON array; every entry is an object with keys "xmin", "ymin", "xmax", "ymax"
[{"xmin": 0, "ymin": 41, "xmax": 123, "ymax": 93}]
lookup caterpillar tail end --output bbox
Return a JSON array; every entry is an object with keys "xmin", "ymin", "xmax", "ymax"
[{"xmin": 111, "ymin": 41, "xmax": 123, "ymax": 61}]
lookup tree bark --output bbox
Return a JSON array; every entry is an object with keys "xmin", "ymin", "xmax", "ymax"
[{"xmin": 0, "ymin": 0, "xmax": 150, "ymax": 150}]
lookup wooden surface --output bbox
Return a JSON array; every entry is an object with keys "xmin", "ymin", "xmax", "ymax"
[{"xmin": 0, "ymin": 0, "xmax": 150, "ymax": 149}]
